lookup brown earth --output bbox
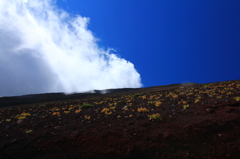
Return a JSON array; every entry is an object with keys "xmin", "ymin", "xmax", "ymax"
[{"xmin": 1, "ymin": 80, "xmax": 240, "ymax": 159}]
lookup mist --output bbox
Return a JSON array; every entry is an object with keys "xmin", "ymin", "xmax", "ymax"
[{"xmin": 0, "ymin": 0, "xmax": 142, "ymax": 97}]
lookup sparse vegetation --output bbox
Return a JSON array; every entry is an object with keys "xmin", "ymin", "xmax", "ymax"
[{"xmin": 1, "ymin": 80, "xmax": 240, "ymax": 158}]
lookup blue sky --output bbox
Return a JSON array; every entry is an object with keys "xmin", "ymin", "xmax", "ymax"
[
  {"xmin": 1, "ymin": 0, "xmax": 240, "ymax": 96},
  {"xmin": 58, "ymin": 0, "xmax": 240, "ymax": 86}
]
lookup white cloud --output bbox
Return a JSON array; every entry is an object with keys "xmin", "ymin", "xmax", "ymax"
[{"xmin": 0, "ymin": 0, "xmax": 142, "ymax": 97}]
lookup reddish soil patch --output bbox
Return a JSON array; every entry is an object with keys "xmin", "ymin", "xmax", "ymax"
[{"xmin": 1, "ymin": 80, "xmax": 240, "ymax": 159}]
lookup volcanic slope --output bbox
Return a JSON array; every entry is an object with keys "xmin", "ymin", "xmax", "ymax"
[{"xmin": 1, "ymin": 80, "xmax": 240, "ymax": 159}]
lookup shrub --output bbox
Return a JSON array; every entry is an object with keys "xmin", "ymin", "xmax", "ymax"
[
  {"xmin": 141, "ymin": 95, "xmax": 147, "ymax": 99},
  {"xmin": 183, "ymin": 104, "xmax": 190, "ymax": 109},
  {"xmin": 155, "ymin": 101, "xmax": 162, "ymax": 107},
  {"xmin": 149, "ymin": 113, "xmax": 162, "ymax": 121},
  {"xmin": 172, "ymin": 94, "xmax": 178, "ymax": 99},
  {"xmin": 75, "ymin": 109, "xmax": 81, "ymax": 113},
  {"xmin": 194, "ymin": 98, "xmax": 200, "ymax": 103},
  {"xmin": 110, "ymin": 106, "xmax": 116, "ymax": 110},
  {"xmin": 26, "ymin": 130, "xmax": 33, "ymax": 134},
  {"xmin": 64, "ymin": 111, "xmax": 70, "ymax": 114},
  {"xmin": 84, "ymin": 115, "xmax": 91, "ymax": 120},
  {"xmin": 137, "ymin": 107, "xmax": 149, "ymax": 112},
  {"xmin": 234, "ymin": 97, "xmax": 240, "ymax": 101},
  {"xmin": 15, "ymin": 112, "xmax": 31, "ymax": 120},
  {"xmin": 52, "ymin": 112, "xmax": 60, "ymax": 116},
  {"xmin": 101, "ymin": 108, "xmax": 112, "ymax": 115}
]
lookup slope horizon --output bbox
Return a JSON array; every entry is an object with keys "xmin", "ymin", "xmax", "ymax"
[{"xmin": 1, "ymin": 78, "xmax": 239, "ymax": 98}]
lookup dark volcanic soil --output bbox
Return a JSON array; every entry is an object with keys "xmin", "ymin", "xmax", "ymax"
[{"xmin": 1, "ymin": 80, "xmax": 240, "ymax": 159}]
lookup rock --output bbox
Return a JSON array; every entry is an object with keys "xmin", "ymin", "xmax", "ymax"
[
  {"xmin": 122, "ymin": 105, "xmax": 128, "ymax": 110},
  {"xmin": 171, "ymin": 104, "xmax": 176, "ymax": 107},
  {"xmin": 33, "ymin": 112, "xmax": 39, "ymax": 117},
  {"xmin": 54, "ymin": 126, "xmax": 61, "ymax": 130},
  {"xmin": 44, "ymin": 125, "xmax": 50, "ymax": 129}
]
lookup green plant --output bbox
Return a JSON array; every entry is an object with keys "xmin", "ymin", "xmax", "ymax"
[
  {"xmin": 149, "ymin": 113, "xmax": 162, "ymax": 121},
  {"xmin": 26, "ymin": 130, "xmax": 33, "ymax": 134},
  {"xmin": 79, "ymin": 103, "xmax": 94, "ymax": 109}
]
